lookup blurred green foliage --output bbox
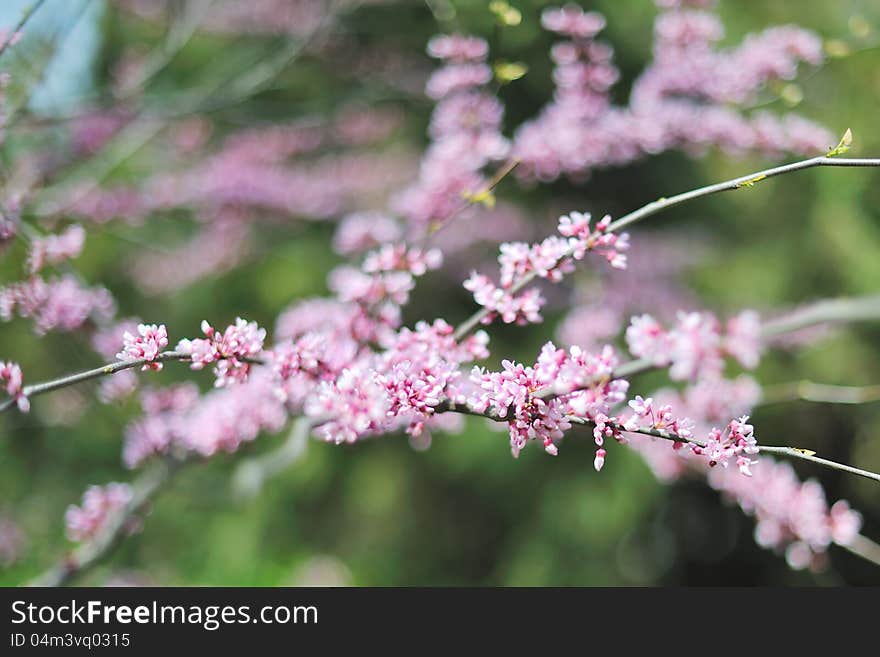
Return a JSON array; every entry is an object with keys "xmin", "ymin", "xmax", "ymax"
[{"xmin": 2, "ymin": 0, "xmax": 880, "ymax": 586}]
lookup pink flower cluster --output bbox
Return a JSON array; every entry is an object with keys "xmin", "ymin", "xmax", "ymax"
[
  {"xmin": 176, "ymin": 318, "xmax": 266, "ymax": 387},
  {"xmin": 332, "ymin": 212, "xmax": 403, "ymax": 256},
  {"xmin": 362, "ymin": 243, "xmax": 443, "ymax": 276},
  {"xmin": 65, "ymin": 106, "xmax": 410, "ymax": 228},
  {"xmin": 27, "ymin": 225, "xmax": 86, "ymax": 273},
  {"xmin": 541, "ymin": 5, "xmax": 607, "ymax": 39},
  {"xmin": 426, "ymin": 34, "xmax": 489, "ymax": 62},
  {"xmin": 123, "ymin": 374, "xmax": 286, "ymax": 467},
  {"xmin": 695, "ymin": 415, "xmax": 759, "ymax": 475},
  {"xmin": 468, "ymin": 342, "xmax": 628, "ymax": 462},
  {"xmin": 513, "ymin": 4, "xmax": 831, "ymax": 182},
  {"xmin": 129, "ymin": 213, "xmax": 251, "ymax": 295},
  {"xmin": 393, "ymin": 33, "xmax": 508, "ymax": 229},
  {"xmin": 623, "ymin": 395, "xmax": 695, "ymax": 442},
  {"xmin": 0, "ymin": 361, "xmax": 28, "ymax": 412},
  {"xmin": 709, "ymin": 461, "xmax": 863, "ymax": 570},
  {"xmin": 626, "ymin": 310, "xmax": 761, "ymax": 380},
  {"xmin": 621, "ymin": 374, "xmax": 864, "ymax": 569},
  {"xmin": 302, "ymin": 319, "xmax": 489, "ymax": 443},
  {"xmin": 464, "ymin": 211, "xmax": 630, "ymax": 327},
  {"xmin": 116, "ymin": 324, "xmax": 168, "ymax": 371},
  {"xmin": 557, "ymin": 212, "xmax": 630, "ymax": 269},
  {"xmin": 0, "ymin": 275, "xmax": 115, "ymax": 335},
  {"xmin": 626, "ymin": 376, "xmax": 761, "ymax": 482},
  {"xmin": 64, "ymin": 483, "xmax": 133, "ymax": 543}
]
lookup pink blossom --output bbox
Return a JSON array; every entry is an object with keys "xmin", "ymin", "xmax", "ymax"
[
  {"xmin": 427, "ymin": 34, "xmax": 489, "ymax": 62},
  {"xmin": 709, "ymin": 459, "xmax": 863, "ymax": 569},
  {"xmin": 668, "ymin": 311, "xmax": 723, "ymax": 381},
  {"xmin": 622, "ymin": 394, "xmax": 695, "ymax": 445},
  {"xmin": 98, "ymin": 369, "xmax": 139, "ymax": 403},
  {"xmin": 470, "ymin": 358, "xmax": 572, "ymax": 457},
  {"xmin": 65, "ymin": 483, "xmax": 133, "ymax": 543},
  {"xmin": 116, "ymin": 324, "xmax": 169, "ymax": 371},
  {"xmin": 26, "ymin": 225, "xmax": 86, "ymax": 273},
  {"xmin": 92, "ymin": 318, "xmax": 141, "ymax": 359},
  {"xmin": 541, "ymin": 5, "xmax": 607, "ymax": 39},
  {"xmin": 625, "ymin": 310, "xmax": 761, "ymax": 381},
  {"xmin": 692, "ymin": 416, "xmax": 759, "ymax": 474},
  {"xmin": 140, "ymin": 383, "xmax": 200, "ymax": 415},
  {"xmin": 463, "ymin": 273, "xmax": 545, "ymax": 326},
  {"xmin": 332, "ymin": 212, "xmax": 402, "ymax": 256},
  {"xmin": 469, "ymin": 342, "xmax": 628, "ymax": 460},
  {"xmin": 557, "ymin": 212, "xmax": 629, "ymax": 268},
  {"xmin": 594, "ymin": 448, "xmax": 607, "ymax": 471},
  {"xmin": 426, "ymin": 63, "xmax": 493, "ymax": 100},
  {"xmin": 123, "ymin": 371, "xmax": 286, "ymax": 467},
  {"xmin": 306, "ymin": 367, "xmax": 392, "ymax": 444},
  {"xmin": 0, "ymin": 275, "xmax": 115, "ymax": 335},
  {"xmin": 725, "ymin": 310, "xmax": 762, "ymax": 369},
  {"xmin": 123, "ymin": 415, "xmax": 175, "ymax": 468},
  {"xmin": 362, "ymin": 244, "xmax": 443, "ymax": 276},
  {"xmin": 626, "ymin": 314, "xmax": 672, "ymax": 365},
  {"xmin": 429, "ymin": 92, "xmax": 504, "ymax": 140},
  {"xmin": 829, "ymin": 501, "xmax": 862, "ymax": 546},
  {"xmin": 177, "ymin": 318, "xmax": 266, "ymax": 386},
  {"xmin": 329, "ymin": 266, "xmax": 414, "ymax": 307},
  {"xmin": 0, "ymin": 361, "xmax": 28, "ymax": 412},
  {"xmin": 513, "ymin": 4, "xmax": 830, "ymax": 182},
  {"xmin": 296, "ymin": 319, "xmax": 488, "ymax": 441},
  {"xmin": 462, "ymin": 211, "xmax": 632, "ymax": 329}
]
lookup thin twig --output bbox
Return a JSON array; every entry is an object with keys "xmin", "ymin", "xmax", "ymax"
[
  {"xmin": 761, "ymin": 295, "xmax": 880, "ymax": 338},
  {"xmin": 841, "ymin": 534, "xmax": 880, "ymax": 568},
  {"xmin": 755, "ymin": 446, "xmax": 880, "ymax": 483},
  {"xmin": 0, "ymin": 0, "xmax": 48, "ymax": 61},
  {"xmin": 606, "ymin": 156, "xmax": 880, "ymax": 233},
  {"xmin": 0, "ymin": 351, "xmax": 190, "ymax": 414},
  {"xmin": 415, "ymin": 157, "xmax": 521, "ymax": 250},
  {"xmin": 0, "ymin": 351, "xmax": 265, "ymax": 414}
]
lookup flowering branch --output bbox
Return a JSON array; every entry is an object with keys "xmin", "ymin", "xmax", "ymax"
[
  {"xmin": 453, "ymin": 156, "xmax": 880, "ymax": 340},
  {"xmin": 0, "ymin": 351, "xmax": 190, "ymax": 414},
  {"xmin": 30, "ymin": 457, "xmax": 184, "ymax": 587},
  {"xmin": 753, "ymin": 446, "xmax": 880, "ymax": 483},
  {"xmin": 439, "ymin": 400, "xmax": 880, "ymax": 483},
  {"xmin": 3, "ymin": 293, "xmax": 880, "ymax": 416}
]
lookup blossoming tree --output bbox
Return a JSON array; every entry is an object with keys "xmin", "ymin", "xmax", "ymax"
[{"xmin": 2, "ymin": 0, "xmax": 880, "ymax": 584}]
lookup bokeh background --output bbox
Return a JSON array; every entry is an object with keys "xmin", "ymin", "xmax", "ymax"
[{"xmin": 2, "ymin": 0, "xmax": 880, "ymax": 586}]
